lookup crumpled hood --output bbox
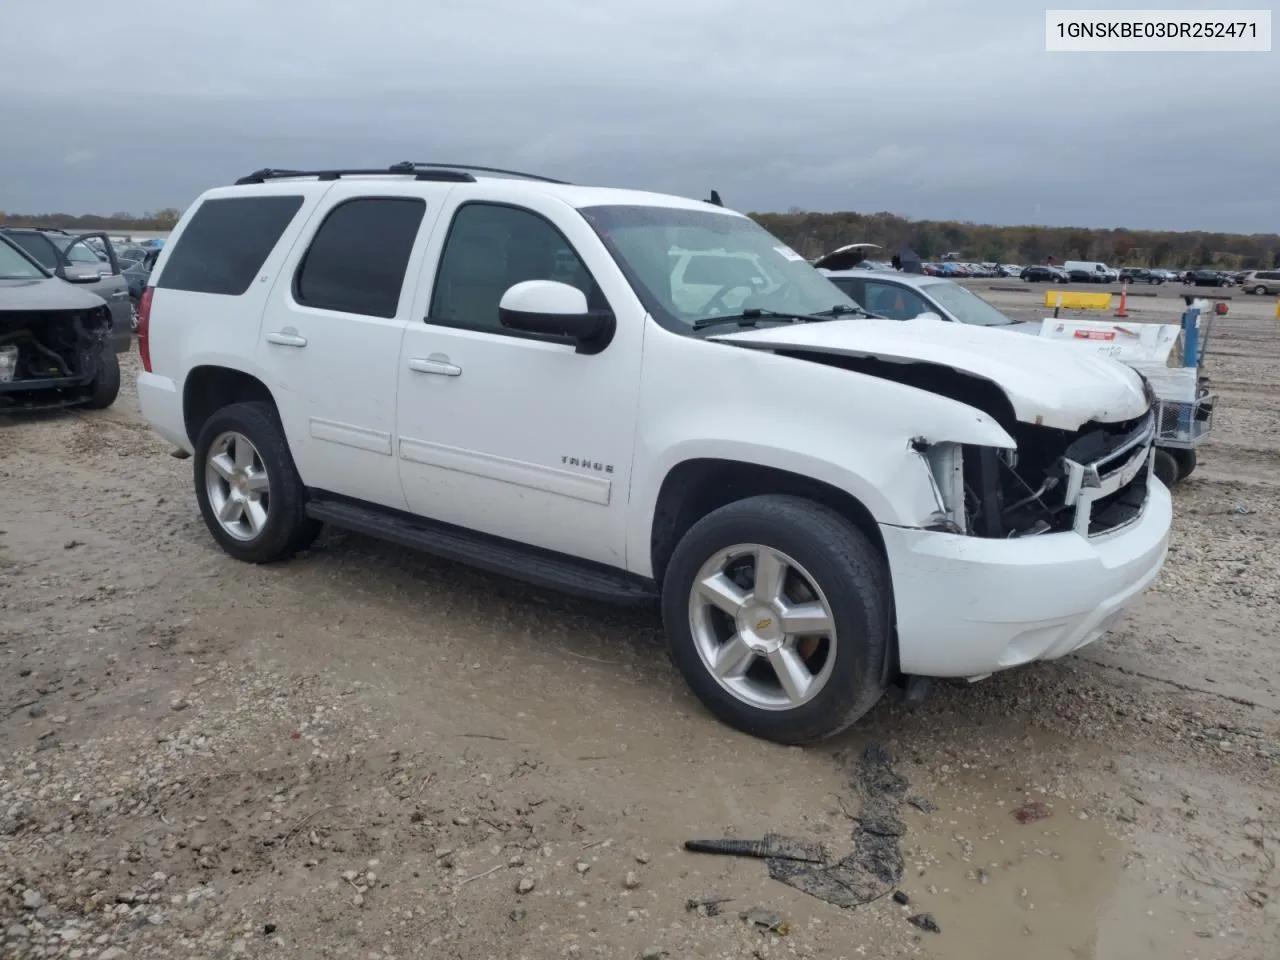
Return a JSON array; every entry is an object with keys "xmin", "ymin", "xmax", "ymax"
[
  {"xmin": 709, "ymin": 317, "xmax": 1149, "ymax": 431},
  {"xmin": 0, "ymin": 277, "xmax": 109, "ymax": 313}
]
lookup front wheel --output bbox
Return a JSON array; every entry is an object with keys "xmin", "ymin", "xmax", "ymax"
[
  {"xmin": 1254, "ymin": 285, "xmax": 1268, "ymax": 296},
  {"xmin": 82, "ymin": 345, "xmax": 120, "ymax": 410},
  {"xmin": 661, "ymin": 495, "xmax": 890, "ymax": 745},
  {"xmin": 193, "ymin": 401, "xmax": 321, "ymax": 563}
]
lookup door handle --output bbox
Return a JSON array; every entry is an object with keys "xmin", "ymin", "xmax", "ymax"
[
  {"xmin": 266, "ymin": 330, "xmax": 308, "ymax": 348},
  {"xmin": 408, "ymin": 354, "xmax": 461, "ymax": 377}
]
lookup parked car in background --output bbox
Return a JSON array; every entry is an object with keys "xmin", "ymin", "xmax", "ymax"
[
  {"xmin": 1, "ymin": 226, "xmax": 132, "ymax": 345},
  {"xmin": 1021, "ymin": 265, "xmax": 1070, "ymax": 283},
  {"xmin": 1119, "ymin": 268, "xmax": 1165, "ymax": 285},
  {"xmin": 1187, "ymin": 269, "xmax": 1231, "ymax": 287},
  {"xmin": 818, "ymin": 268, "xmax": 1040, "ymax": 334},
  {"xmin": 1062, "ymin": 260, "xmax": 1114, "ymax": 283},
  {"xmin": 0, "ymin": 234, "xmax": 122, "ymax": 411},
  {"xmin": 1241, "ymin": 270, "xmax": 1280, "ymax": 295}
]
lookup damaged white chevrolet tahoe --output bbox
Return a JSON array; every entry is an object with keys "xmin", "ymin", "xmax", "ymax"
[{"xmin": 135, "ymin": 163, "xmax": 1173, "ymax": 744}]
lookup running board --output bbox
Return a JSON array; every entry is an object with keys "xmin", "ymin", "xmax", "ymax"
[{"xmin": 305, "ymin": 498, "xmax": 658, "ymax": 605}]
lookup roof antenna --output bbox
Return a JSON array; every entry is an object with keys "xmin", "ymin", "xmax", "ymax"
[{"xmin": 708, "ymin": 189, "xmax": 722, "ymax": 207}]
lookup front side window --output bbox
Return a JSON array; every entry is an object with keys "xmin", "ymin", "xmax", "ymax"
[
  {"xmin": 60, "ymin": 237, "xmax": 107, "ymax": 267},
  {"xmin": 428, "ymin": 202, "xmax": 603, "ymax": 332},
  {"xmin": 295, "ymin": 197, "xmax": 426, "ymax": 318},
  {"xmin": 579, "ymin": 205, "xmax": 857, "ymax": 332},
  {"xmin": 861, "ymin": 280, "xmax": 931, "ymax": 321}
]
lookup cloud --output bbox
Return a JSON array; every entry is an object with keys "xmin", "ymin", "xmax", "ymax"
[{"xmin": 0, "ymin": 0, "xmax": 1275, "ymax": 232}]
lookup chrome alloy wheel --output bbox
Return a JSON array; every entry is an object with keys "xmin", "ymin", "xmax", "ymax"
[
  {"xmin": 687, "ymin": 543, "xmax": 838, "ymax": 711},
  {"xmin": 204, "ymin": 431, "xmax": 270, "ymax": 541}
]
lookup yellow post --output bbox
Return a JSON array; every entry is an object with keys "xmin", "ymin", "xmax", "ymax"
[{"xmin": 1275, "ymin": 298, "xmax": 1279, "ymax": 320}]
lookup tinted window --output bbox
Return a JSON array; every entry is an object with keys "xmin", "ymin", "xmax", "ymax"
[
  {"xmin": 6, "ymin": 233, "xmax": 59, "ymax": 269},
  {"xmin": 429, "ymin": 203, "xmax": 603, "ymax": 332},
  {"xmin": 294, "ymin": 197, "xmax": 426, "ymax": 318},
  {"xmin": 158, "ymin": 195, "xmax": 304, "ymax": 296},
  {"xmin": 862, "ymin": 280, "xmax": 932, "ymax": 320}
]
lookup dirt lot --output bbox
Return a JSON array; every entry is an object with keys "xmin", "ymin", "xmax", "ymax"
[{"xmin": 2, "ymin": 290, "xmax": 1278, "ymax": 960}]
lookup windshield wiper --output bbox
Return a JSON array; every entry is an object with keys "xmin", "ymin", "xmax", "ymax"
[
  {"xmin": 692, "ymin": 305, "xmax": 864, "ymax": 331},
  {"xmin": 692, "ymin": 309, "xmax": 808, "ymax": 331},
  {"xmin": 809, "ymin": 304, "xmax": 872, "ymax": 318}
]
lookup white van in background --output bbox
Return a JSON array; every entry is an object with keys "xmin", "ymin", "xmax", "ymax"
[{"xmin": 1063, "ymin": 261, "xmax": 1117, "ymax": 283}]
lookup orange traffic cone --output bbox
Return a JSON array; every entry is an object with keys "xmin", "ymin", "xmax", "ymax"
[{"xmin": 1115, "ymin": 280, "xmax": 1129, "ymax": 318}]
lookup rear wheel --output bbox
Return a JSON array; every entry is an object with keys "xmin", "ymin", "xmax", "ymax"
[
  {"xmin": 193, "ymin": 401, "xmax": 321, "ymax": 563},
  {"xmin": 661, "ymin": 495, "xmax": 890, "ymax": 745},
  {"xmin": 82, "ymin": 345, "xmax": 120, "ymax": 410}
]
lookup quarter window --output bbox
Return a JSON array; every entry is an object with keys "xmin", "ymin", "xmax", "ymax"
[
  {"xmin": 428, "ymin": 203, "xmax": 603, "ymax": 333},
  {"xmin": 158, "ymin": 195, "xmax": 304, "ymax": 296},
  {"xmin": 295, "ymin": 197, "xmax": 426, "ymax": 318}
]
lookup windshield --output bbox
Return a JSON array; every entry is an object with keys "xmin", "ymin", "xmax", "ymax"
[
  {"xmin": 578, "ymin": 204, "xmax": 859, "ymax": 330},
  {"xmin": 0, "ymin": 237, "xmax": 48, "ymax": 279},
  {"xmin": 920, "ymin": 280, "xmax": 1017, "ymax": 326}
]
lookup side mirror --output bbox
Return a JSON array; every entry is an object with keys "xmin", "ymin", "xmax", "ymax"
[
  {"xmin": 498, "ymin": 280, "xmax": 615, "ymax": 355},
  {"xmin": 914, "ymin": 311, "xmax": 945, "ymax": 322},
  {"xmin": 58, "ymin": 264, "xmax": 101, "ymax": 284}
]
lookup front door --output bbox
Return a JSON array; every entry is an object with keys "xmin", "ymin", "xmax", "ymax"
[
  {"xmin": 395, "ymin": 192, "xmax": 645, "ymax": 568},
  {"xmin": 256, "ymin": 183, "xmax": 451, "ymax": 511}
]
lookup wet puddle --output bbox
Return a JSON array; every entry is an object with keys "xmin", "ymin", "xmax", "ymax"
[{"xmin": 893, "ymin": 768, "xmax": 1205, "ymax": 960}]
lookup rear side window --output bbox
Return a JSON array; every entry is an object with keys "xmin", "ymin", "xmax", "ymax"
[
  {"xmin": 157, "ymin": 195, "xmax": 304, "ymax": 295},
  {"xmin": 294, "ymin": 197, "xmax": 426, "ymax": 318}
]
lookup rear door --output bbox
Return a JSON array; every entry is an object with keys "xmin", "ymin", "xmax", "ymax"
[{"xmin": 256, "ymin": 181, "xmax": 453, "ymax": 511}]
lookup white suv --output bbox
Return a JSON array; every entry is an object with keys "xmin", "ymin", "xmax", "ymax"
[{"xmin": 135, "ymin": 162, "xmax": 1172, "ymax": 744}]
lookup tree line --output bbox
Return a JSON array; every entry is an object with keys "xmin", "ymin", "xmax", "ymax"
[
  {"xmin": 0, "ymin": 209, "xmax": 183, "ymax": 231},
  {"xmin": 752, "ymin": 210, "xmax": 1280, "ymax": 269},
  {"xmin": 2, "ymin": 205, "xmax": 1276, "ymax": 269}
]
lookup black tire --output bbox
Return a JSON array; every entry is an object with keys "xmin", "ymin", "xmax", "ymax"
[
  {"xmin": 661, "ymin": 494, "xmax": 890, "ymax": 745},
  {"xmin": 192, "ymin": 401, "xmax": 321, "ymax": 563},
  {"xmin": 1153, "ymin": 448, "xmax": 1180, "ymax": 488},
  {"xmin": 82, "ymin": 345, "xmax": 120, "ymax": 410},
  {"xmin": 1170, "ymin": 448, "xmax": 1197, "ymax": 480},
  {"xmin": 1254, "ymin": 285, "xmax": 1267, "ymax": 296}
]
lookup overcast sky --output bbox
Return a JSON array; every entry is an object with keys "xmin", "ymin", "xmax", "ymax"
[{"xmin": 1, "ymin": 0, "xmax": 1276, "ymax": 232}]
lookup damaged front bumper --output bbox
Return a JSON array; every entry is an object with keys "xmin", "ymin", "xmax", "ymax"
[
  {"xmin": 883, "ymin": 473, "xmax": 1171, "ymax": 679},
  {"xmin": 888, "ymin": 403, "xmax": 1171, "ymax": 678}
]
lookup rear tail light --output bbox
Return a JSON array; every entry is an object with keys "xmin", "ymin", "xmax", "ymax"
[{"xmin": 137, "ymin": 286, "xmax": 154, "ymax": 372}]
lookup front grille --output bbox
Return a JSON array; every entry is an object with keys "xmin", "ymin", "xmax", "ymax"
[{"xmin": 1062, "ymin": 407, "xmax": 1155, "ymax": 537}]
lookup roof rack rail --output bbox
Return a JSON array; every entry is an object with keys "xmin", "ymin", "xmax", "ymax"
[
  {"xmin": 233, "ymin": 165, "xmax": 478, "ymax": 186},
  {"xmin": 394, "ymin": 161, "xmax": 571, "ymax": 185}
]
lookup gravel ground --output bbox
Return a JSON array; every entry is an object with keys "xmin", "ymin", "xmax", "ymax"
[{"xmin": 2, "ymin": 293, "xmax": 1278, "ymax": 960}]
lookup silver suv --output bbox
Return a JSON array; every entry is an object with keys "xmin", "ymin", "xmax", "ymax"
[{"xmin": 1241, "ymin": 270, "xmax": 1280, "ymax": 296}]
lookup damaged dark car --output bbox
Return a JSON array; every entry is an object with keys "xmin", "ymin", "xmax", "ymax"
[{"xmin": 0, "ymin": 234, "xmax": 122, "ymax": 413}]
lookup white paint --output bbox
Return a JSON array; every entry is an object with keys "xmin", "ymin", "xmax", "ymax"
[
  {"xmin": 710, "ymin": 315, "xmax": 1150, "ymax": 430},
  {"xmin": 137, "ymin": 169, "xmax": 1174, "ymax": 684},
  {"xmin": 499, "ymin": 279, "xmax": 588, "ymax": 316}
]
